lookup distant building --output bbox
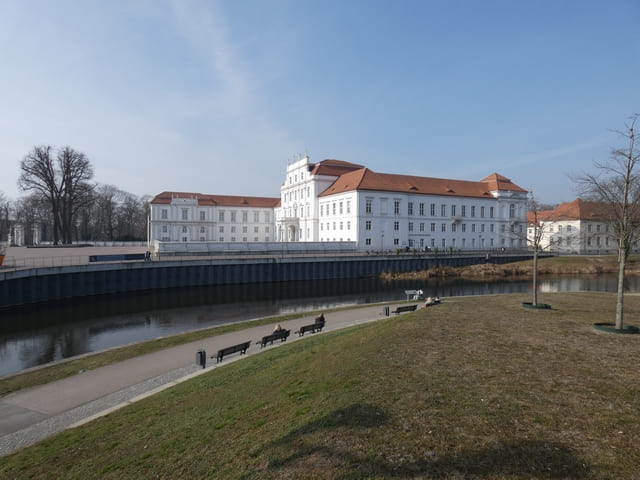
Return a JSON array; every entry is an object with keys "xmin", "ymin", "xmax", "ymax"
[
  {"xmin": 527, "ymin": 199, "xmax": 620, "ymax": 254},
  {"xmin": 149, "ymin": 156, "xmax": 529, "ymax": 251}
]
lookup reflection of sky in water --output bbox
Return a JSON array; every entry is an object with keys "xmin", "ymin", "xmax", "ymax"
[{"xmin": 1, "ymin": 275, "xmax": 636, "ymax": 377}]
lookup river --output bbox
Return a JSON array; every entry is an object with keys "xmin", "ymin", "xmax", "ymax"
[{"xmin": 1, "ymin": 274, "xmax": 638, "ymax": 377}]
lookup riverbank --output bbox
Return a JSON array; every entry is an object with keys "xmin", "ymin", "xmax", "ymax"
[
  {"xmin": 1, "ymin": 292, "xmax": 639, "ymax": 478},
  {"xmin": 381, "ymin": 254, "xmax": 640, "ymax": 281}
]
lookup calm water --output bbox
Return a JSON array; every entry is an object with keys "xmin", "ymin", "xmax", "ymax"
[{"xmin": 0, "ymin": 275, "xmax": 637, "ymax": 377}]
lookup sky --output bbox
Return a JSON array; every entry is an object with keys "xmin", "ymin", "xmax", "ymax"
[{"xmin": 1, "ymin": 0, "xmax": 639, "ymax": 206}]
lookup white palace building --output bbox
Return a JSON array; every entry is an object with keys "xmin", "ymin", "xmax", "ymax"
[{"xmin": 149, "ymin": 156, "xmax": 528, "ymax": 253}]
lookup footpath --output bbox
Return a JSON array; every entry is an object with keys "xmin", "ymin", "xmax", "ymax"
[{"xmin": 0, "ymin": 303, "xmax": 397, "ymax": 458}]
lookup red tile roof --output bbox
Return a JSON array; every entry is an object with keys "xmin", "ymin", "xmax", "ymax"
[
  {"xmin": 320, "ymin": 169, "xmax": 526, "ymax": 198},
  {"xmin": 309, "ymin": 159, "xmax": 364, "ymax": 177},
  {"xmin": 151, "ymin": 192, "xmax": 281, "ymax": 208},
  {"xmin": 532, "ymin": 199, "xmax": 614, "ymax": 222}
]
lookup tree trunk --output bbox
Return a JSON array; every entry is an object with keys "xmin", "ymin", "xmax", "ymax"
[
  {"xmin": 532, "ymin": 247, "xmax": 538, "ymax": 306},
  {"xmin": 616, "ymin": 246, "xmax": 626, "ymax": 329}
]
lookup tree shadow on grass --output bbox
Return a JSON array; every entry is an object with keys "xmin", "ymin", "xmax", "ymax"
[{"xmin": 260, "ymin": 403, "xmax": 590, "ymax": 478}]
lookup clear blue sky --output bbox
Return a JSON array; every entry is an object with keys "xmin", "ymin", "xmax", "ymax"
[{"xmin": 1, "ymin": 0, "xmax": 639, "ymax": 205}]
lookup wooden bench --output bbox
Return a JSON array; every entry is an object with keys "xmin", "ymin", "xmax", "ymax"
[
  {"xmin": 391, "ymin": 304, "xmax": 418, "ymax": 315},
  {"xmin": 214, "ymin": 341, "xmax": 251, "ymax": 363},
  {"xmin": 295, "ymin": 316, "xmax": 325, "ymax": 337},
  {"xmin": 256, "ymin": 329, "xmax": 290, "ymax": 348}
]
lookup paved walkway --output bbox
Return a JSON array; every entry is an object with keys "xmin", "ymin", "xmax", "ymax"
[{"xmin": 0, "ymin": 303, "xmax": 402, "ymax": 457}]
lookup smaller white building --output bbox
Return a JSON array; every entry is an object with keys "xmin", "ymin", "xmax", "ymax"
[
  {"xmin": 527, "ymin": 199, "xmax": 619, "ymax": 254},
  {"xmin": 149, "ymin": 192, "xmax": 280, "ymax": 244}
]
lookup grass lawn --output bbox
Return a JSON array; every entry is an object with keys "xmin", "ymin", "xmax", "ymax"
[{"xmin": 1, "ymin": 292, "xmax": 640, "ymax": 479}]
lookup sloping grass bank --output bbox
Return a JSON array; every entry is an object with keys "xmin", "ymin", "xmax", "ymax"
[{"xmin": 2, "ymin": 292, "xmax": 639, "ymax": 479}]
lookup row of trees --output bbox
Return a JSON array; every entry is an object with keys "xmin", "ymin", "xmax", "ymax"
[{"xmin": 1, "ymin": 145, "xmax": 150, "ymax": 245}]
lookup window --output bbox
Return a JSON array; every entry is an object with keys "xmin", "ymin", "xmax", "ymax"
[
  {"xmin": 394, "ymin": 238, "xmax": 399, "ymax": 245},
  {"xmin": 254, "ymin": 227, "xmax": 259, "ymax": 233},
  {"xmin": 430, "ymin": 223, "xmax": 436, "ymax": 232},
  {"xmin": 394, "ymin": 221, "xmax": 400, "ymax": 231},
  {"xmin": 219, "ymin": 237, "xmax": 224, "ymax": 242},
  {"xmin": 219, "ymin": 226, "xmax": 224, "ymax": 233},
  {"xmin": 408, "ymin": 202, "xmax": 414, "ymax": 215},
  {"xmin": 264, "ymin": 212, "xmax": 270, "ymax": 222},
  {"xmin": 243, "ymin": 226, "xmax": 248, "ymax": 233},
  {"xmin": 347, "ymin": 221, "xmax": 351, "ymax": 229},
  {"xmin": 265, "ymin": 227, "xmax": 269, "ymax": 233},
  {"xmin": 481, "ymin": 206, "xmax": 485, "ymax": 218},
  {"xmin": 490, "ymin": 207, "xmax": 495, "ymax": 218},
  {"xmin": 340, "ymin": 222, "xmax": 343, "ymax": 230},
  {"xmin": 182, "ymin": 226, "xmax": 187, "ymax": 233},
  {"xmin": 567, "ymin": 225, "xmax": 572, "ymax": 233},
  {"xmin": 231, "ymin": 212, "xmax": 236, "ymax": 222},
  {"xmin": 451, "ymin": 205, "xmax": 456, "ymax": 216},
  {"xmin": 441, "ymin": 204, "xmax": 446, "ymax": 217},
  {"xmin": 339, "ymin": 202, "xmax": 343, "ymax": 214},
  {"xmin": 242, "ymin": 211, "xmax": 248, "ymax": 222},
  {"xmin": 200, "ymin": 211, "xmax": 206, "ymax": 221},
  {"xmin": 509, "ymin": 204, "xmax": 516, "ymax": 219},
  {"xmin": 320, "ymin": 204, "xmax": 324, "ymax": 216},
  {"xmin": 365, "ymin": 220, "xmax": 372, "ymax": 230},
  {"xmin": 347, "ymin": 200, "xmax": 351, "ymax": 214},
  {"xmin": 490, "ymin": 224, "xmax": 495, "ymax": 232},
  {"xmin": 596, "ymin": 224, "xmax": 601, "ymax": 233},
  {"xmin": 409, "ymin": 222, "xmax": 414, "ymax": 232},
  {"xmin": 231, "ymin": 237, "xmax": 236, "ymax": 242},
  {"xmin": 254, "ymin": 211, "xmax": 260, "ymax": 222},
  {"xmin": 366, "ymin": 199, "xmax": 373, "ymax": 214},
  {"xmin": 461, "ymin": 205, "xmax": 466, "ymax": 217},
  {"xmin": 419, "ymin": 222, "xmax": 425, "ymax": 232},
  {"xmin": 162, "ymin": 225, "xmax": 167, "ymax": 232},
  {"xmin": 558, "ymin": 225, "xmax": 563, "ymax": 233},
  {"xmin": 481, "ymin": 224, "xmax": 485, "ymax": 233},
  {"xmin": 451, "ymin": 223, "xmax": 457, "ymax": 232},
  {"xmin": 471, "ymin": 206, "xmax": 476, "ymax": 218},
  {"xmin": 419, "ymin": 203, "xmax": 425, "ymax": 215},
  {"xmin": 588, "ymin": 224, "xmax": 592, "ymax": 232},
  {"xmin": 471, "ymin": 224, "xmax": 476, "ymax": 233},
  {"xmin": 182, "ymin": 209, "xmax": 188, "ymax": 220},
  {"xmin": 182, "ymin": 237, "xmax": 188, "ymax": 242},
  {"xmin": 462, "ymin": 223, "xmax": 466, "ymax": 232},
  {"xmin": 219, "ymin": 211, "xmax": 225, "ymax": 222},
  {"xmin": 231, "ymin": 226, "xmax": 236, "ymax": 233},
  {"xmin": 332, "ymin": 203, "xmax": 336, "ymax": 215},
  {"xmin": 365, "ymin": 238, "xmax": 372, "ymax": 245},
  {"xmin": 200, "ymin": 226, "xmax": 205, "ymax": 233},
  {"xmin": 394, "ymin": 200, "xmax": 400, "ymax": 215},
  {"xmin": 161, "ymin": 209, "xmax": 168, "ymax": 219},
  {"xmin": 430, "ymin": 203, "xmax": 436, "ymax": 216},
  {"xmin": 441, "ymin": 223, "xmax": 446, "ymax": 232}
]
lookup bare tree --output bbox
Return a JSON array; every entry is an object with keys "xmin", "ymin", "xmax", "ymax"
[
  {"xmin": 573, "ymin": 114, "xmax": 640, "ymax": 330},
  {"xmin": 18, "ymin": 145, "xmax": 94, "ymax": 244}
]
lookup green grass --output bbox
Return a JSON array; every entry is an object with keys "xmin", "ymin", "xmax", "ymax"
[{"xmin": 2, "ymin": 292, "xmax": 640, "ymax": 479}]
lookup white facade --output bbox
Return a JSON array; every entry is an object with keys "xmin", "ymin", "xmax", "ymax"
[
  {"xmin": 275, "ymin": 156, "xmax": 528, "ymax": 251},
  {"xmin": 149, "ymin": 193, "xmax": 278, "ymax": 244},
  {"xmin": 527, "ymin": 200, "xmax": 619, "ymax": 254},
  {"xmin": 151, "ymin": 156, "xmax": 529, "ymax": 252}
]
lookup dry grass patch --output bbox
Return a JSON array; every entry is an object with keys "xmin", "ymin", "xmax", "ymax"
[{"xmin": 1, "ymin": 293, "xmax": 639, "ymax": 479}]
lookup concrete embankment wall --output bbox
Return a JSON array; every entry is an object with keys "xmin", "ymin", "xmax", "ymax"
[{"xmin": 0, "ymin": 254, "xmax": 533, "ymax": 308}]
